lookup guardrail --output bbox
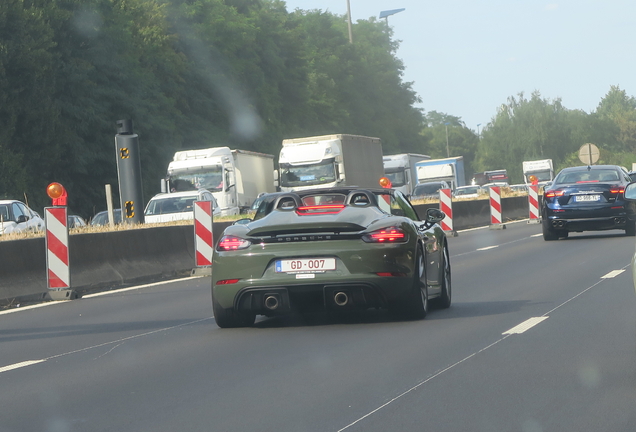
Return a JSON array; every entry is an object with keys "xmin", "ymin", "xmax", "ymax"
[{"xmin": 0, "ymin": 196, "xmax": 533, "ymax": 307}]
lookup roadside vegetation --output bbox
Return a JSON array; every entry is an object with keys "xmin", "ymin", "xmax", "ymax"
[{"xmin": 2, "ymin": 1, "xmax": 636, "ymax": 222}]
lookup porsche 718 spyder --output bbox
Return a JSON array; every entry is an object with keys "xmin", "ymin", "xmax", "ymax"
[{"xmin": 211, "ymin": 187, "xmax": 451, "ymax": 328}]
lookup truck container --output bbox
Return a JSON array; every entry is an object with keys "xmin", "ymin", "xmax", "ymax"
[
  {"xmin": 278, "ymin": 134, "xmax": 384, "ymax": 192},
  {"xmin": 522, "ymin": 159, "xmax": 554, "ymax": 186},
  {"xmin": 165, "ymin": 147, "xmax": 275, "ymax": 216},
  {"xmin": 415, "ymin": 156, "xmax": 466, "ymax": 190},
  {"xmin": 383, "ymin": 153, "xmax": 430, "ymax": 196}
]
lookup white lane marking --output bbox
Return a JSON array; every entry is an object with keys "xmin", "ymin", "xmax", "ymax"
[
  {"xmin": 601, "ymin": 270, "xmax": 625, "ymax": 279},
  {"xmin": 477, "ymin": 245, "xmax": 498, "ymax": 251},
  {"xmin": 0, "ymin": 360, "xmax": 46, "ymax": 374},
  {"xmin": 456, "ymin": 219, "xmax": 528, "ymax": 233},
  {"xmin": 502, "ymin": 317, "xmax": 549, "ymax": 335},
  {"xmin": 0, "ymin": 318, "xmax": 212, "ymax": 375},
  {"xmin": 336, "ymin": 336, "xmax": 510, "ymax": 432},
  {"xmin": 83, "ymin": 278, "xmax": 195, "ymax": 298},
  {"xmin": 337, "ymin": 263, "xmax": 632, "ymax": 431},
  {"xmin": 0, "ymin": 303, "xmax": 62, "ymax": 316},
  {"xmin": 531, "ymin": 233, "xmax": 542, "ymax": 237},
  {"xmin": 0, "ymin": 277, "xmax": 199, "ymax": 316}
]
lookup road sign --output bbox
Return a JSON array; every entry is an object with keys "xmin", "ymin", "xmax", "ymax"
[{"xmin": 579, "ymin": 143, "xmax": 599, "ymax": 165}]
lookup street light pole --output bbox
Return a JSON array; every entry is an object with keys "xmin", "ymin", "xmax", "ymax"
[
  {"xmin": 477, "ymin": 123, "xmax": 481, "ymax": 139},
  {"xmin": 346, "ymin": 0, "xmax": 353, "ymax": 43},
  {"xmin": 444, "ymin": 122, "xmax": 450, "ymax": 157}
]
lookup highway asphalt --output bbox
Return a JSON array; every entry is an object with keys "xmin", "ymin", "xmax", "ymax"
[{"xmin": 1, "ymin": 221, "xmax": 635, "ymax": 431}]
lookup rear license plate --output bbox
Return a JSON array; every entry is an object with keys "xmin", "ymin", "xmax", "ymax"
[
  {"xmin": 574, "ymin": 195, "xmax": 601, "ymax": 202},
  {"xmin": 275, "ymin": 258, "xmax": 336, "ymax": 273}
]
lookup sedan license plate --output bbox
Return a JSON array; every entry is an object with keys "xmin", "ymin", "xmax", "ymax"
[
  {"xmin": 574, "ymin": 194, "xmax": 601, "ymax": 202},
  {"xmin": 275, "ymin": 258, "xmax": 336, "ymax": 273}
]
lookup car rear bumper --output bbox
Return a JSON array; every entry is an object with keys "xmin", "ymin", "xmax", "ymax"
[
  {"xmin": 545, "ymin": 215, "xmax": 630, "ymax": 232},
  {"xmin": 229, "ymin": 279, "xmax": 413, "ymax": 315}
]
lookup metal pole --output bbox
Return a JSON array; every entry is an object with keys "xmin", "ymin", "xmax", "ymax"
[
  {"xmin": 346, "ymin": 0, "xmax": 353, "ymax": 43},
  {"xmin": 445, "ymin": 124, "xmax": 450, "ymax": 157}
]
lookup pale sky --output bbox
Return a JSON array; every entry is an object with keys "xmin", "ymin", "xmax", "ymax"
[{"xmin": 282, "ymin": 0, "xmax": 636, "ymax": 132}]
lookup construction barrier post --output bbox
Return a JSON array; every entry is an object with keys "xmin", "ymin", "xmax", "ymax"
[
  {"xmin": 489, "ymin": 186, "xmax": 506, "ymax": 230},
  {"xmin": 193, "ymin": 200, "xmax": 214, "ymax": 276},
  {"xmin": 439, "ymin": 188, "xmax": 457, "ymax": 236},
  {"xmin": 528, "ymin": 185, "xmax": 540, "ymax": 224},
  {"xmin": 45, "ymin": 207, "xmax": 76, "ymax": 300}
]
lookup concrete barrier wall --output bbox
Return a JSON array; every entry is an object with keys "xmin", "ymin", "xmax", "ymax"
[{"xmin": 0, "ymin": 196, "xmax": 536, "ymax": 305}]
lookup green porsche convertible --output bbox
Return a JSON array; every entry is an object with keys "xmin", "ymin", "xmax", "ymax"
[{"xmin": 211, "ymin": 187, "xmax": 451, "ymax": 327}]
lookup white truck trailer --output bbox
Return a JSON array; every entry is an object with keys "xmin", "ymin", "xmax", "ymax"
[
  {"xmin": 165, "ymin": 147, "xmax": 275, "ymax": 216},
  {"xmin": 277, "ymin": 134, "xmax": 384, "ymax": 192},
  {"xmin": 522, "ymin": 159, "xmax": 554, "ymax": 186},
  {"xmin": 415, "ymin": 156, "xmax": 466, "ymax": 190},
  {"xmin": 383, "ymin": 153, "xmax": 430, "ymax": 196}
]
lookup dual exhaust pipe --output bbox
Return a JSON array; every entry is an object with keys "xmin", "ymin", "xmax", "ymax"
[
  {"xmin": 552, "ymin": 220, "xmax": 566, "ymax": 229},
  {"xmin": 552, "ymin": 217, "xmax": 627, "ymax": 229},
  {"xmin": 263, "ymin": 291, "xmax": 351, "ymax": 310}
]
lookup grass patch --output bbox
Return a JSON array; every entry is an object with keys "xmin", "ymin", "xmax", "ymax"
[{"xmin": 0, "ymin": 214, "xmax": 247, "ymax": 242}]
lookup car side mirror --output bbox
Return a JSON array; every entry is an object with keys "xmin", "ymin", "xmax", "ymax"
[
  {"xmin": 425, "ymin": 208, "xmax": 446, "ymax": 224},
  {"xmin": 17, "ymin": 215, "xmax": 29, "ymax": 223},
  {"xmin": 625, "ymin": 182, "xmax": 636, "ymax": 200}
]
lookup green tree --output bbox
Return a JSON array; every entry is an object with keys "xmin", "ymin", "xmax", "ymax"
[
  {"xmin": 421, "ymin": 111, "xmax": 478, "ymax": 183},
  {"xmin": 475, "ymin": 91, "xmax": 579, "ymax": 184}
]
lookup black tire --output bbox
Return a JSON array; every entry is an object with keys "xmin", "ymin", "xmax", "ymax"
[
  {"xmin": 435, "ymin": 244, "xmax": 452, "ymax": 309},
  {"xmin": 405, "ymin": 246, "xmax": 428, "ymax": 320},
  {"xmin": 542, "ymin": 220, "xmax": 559, "ymax": 241},
  {"xmin": 212, "ymin": 297, "xmax": 255, "ymax": 328},
  {"xmin": 626, "ymin": 221, "xmax": 636, "ymax": 236}
]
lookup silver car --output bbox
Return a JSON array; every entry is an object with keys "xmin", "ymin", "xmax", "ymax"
[{"xmin": 0, "ymin": 200, "xmax": 45, "ymax": 235}]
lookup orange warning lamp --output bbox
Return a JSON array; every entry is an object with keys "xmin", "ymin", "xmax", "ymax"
[
  {"xmin": 528, "ymin": 175, "xmax": 538, "ymax": 185},
  {"xmin": 47, "ymin": 183, "xmax": 65, "ymax": 199},
  {"xmin": 47, "ymin": 182, "xmax": 68, "ymax": 206},
  {"xmin": 379, "ymin": 177, "xmax": 392, "ymax": 189}
]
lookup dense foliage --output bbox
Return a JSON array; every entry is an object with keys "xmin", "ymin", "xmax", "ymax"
[
  {"xmin": 0, "ymin": 0, "xmax": 425, "ymax": 217},
  {"xmin": 2, "ymin": 1, "xmax": 636, "ymax": 218}
]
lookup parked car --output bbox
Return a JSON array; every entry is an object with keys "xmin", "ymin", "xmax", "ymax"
[
  {"xmin": 90, "ymin": 209, "xmax": 122, "ymax": 226},
  {"xmin": 509, "ymin": 184, "xmax": 529, "ymax": 193},
  {"xmin": 0, "ymin": 200, "xmax": 45, "ymax": 235},
  {"xmin": 144, "ymin": 190, "xmax": 220, "ymax": 223},
  {"xmin": 542, "ymin": 165, "xmax": 636, "ymax": 240},
  {"xmin": 411, "ymin": 181, "xmax": 451, "ymax": 200},
  {"xmin": 452, "ymin": 185, "xmax": 483, "ymax": 199},
  {"xmin": 68, "ymin": 214, "xmax": 87, "ymax": 229},
  {"xmin": 211, "ymin": 186, "xmax": 451, "ymax": 328}
]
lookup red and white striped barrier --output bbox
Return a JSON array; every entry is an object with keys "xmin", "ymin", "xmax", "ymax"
[
  {"xmin": 528, "ymin": 185, "xmax": 540, "ymax": 223},
  {"xmin": 439, "ymin": 188, "xmax": 457, "ymax": 236},
  {"xmin": 45, "ymin": 207, "xmax": 70, "ymax": 289},
  {"xmin": 489, "ymin": 186, "xmax": 505, "ymax": 229},
  {"xmin": 194, "ymin": 201, "xmax": 214, "ymax": 267}
]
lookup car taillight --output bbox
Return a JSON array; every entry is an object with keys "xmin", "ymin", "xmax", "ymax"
[
  {"xmin": 217, "ymin": 235, "xmax": 251, "ymax": 251},
  {"xmin": 296, "ymin": 205, "xmax": 345, "ymax": 215},
  {"xmin": 362, "ymin": 227, "xmax": 408, "ymax": 243},
  {"xmin": 610, "ymin": 186, "xmax": 625, "ymax": 194},
  {"xmin": 545, "ymin": 190, "xmax": 564, "ymax": 198},
  {"xmin": 216, "ymin": 279, "xmax": 240, "ymax": 285}
]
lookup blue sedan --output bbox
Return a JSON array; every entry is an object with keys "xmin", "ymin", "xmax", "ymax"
[{"xmin": 542, "ymin": 165, "xmax": 636, "ymax": 240}]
